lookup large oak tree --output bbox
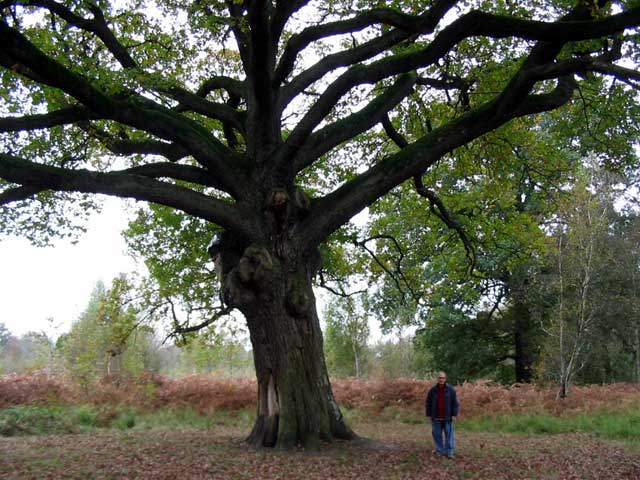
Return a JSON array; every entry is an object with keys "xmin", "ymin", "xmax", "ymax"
[{"xmin": 1, "ymin": 0, "xmax": 639, "ymax": 448}]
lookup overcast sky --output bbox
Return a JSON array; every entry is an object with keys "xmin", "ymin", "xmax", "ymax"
[
  {"xmin": 0, "ymin": 198, "xmax": 139, "ymax": 338},
  {"xmin": 0, "ymin": 197, "xmax": 399, "ymax": 342}
]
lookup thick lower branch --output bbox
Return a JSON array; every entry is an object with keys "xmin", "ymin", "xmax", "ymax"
[
  {"xmin": 300, "ymin": 75, "xmax": 576, "ymax": 247},
  {"xmin": 0, "ymin": 184, "xmax": 44, "ymax": 205},
  {"xmin": 0, "ymin": 152, "xmax": 252, "ymax": 236},
  {"xmin": 120, "ymin": 163, "xmax": 227, "ymax": 190},
  {"xmin": 0, "ymin": 106, "xmax": 99, "ymax": 132},
  {"xmin": 0, "ymin": 19, "xmax": 245, "ymax": 197}
]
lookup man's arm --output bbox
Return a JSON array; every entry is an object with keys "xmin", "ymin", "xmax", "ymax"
[{"xmin": 451, "ymin": 387, "xmax": 460, "ymax": 417}]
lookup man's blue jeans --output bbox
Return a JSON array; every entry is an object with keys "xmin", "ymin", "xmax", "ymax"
[{"xmin": 431, "ymin": 419, "xmax": 454, "ymax": 456}]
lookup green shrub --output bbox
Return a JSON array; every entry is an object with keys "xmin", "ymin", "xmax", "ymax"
[
  {"xmin": 73, "ymin": 405, "xmax": 99, "ymax": 429},
  {"xmin": 113, "ymin": 408, "xmax": 136, "ymax": 430},
  {"xmin": 0, "ymin": 406, "xmax": 76, "ymax": 436}
]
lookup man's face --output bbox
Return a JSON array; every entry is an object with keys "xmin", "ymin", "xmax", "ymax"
[{"xmin": 437, "ymin": 374, "xmax": 447, "ymax": 385}]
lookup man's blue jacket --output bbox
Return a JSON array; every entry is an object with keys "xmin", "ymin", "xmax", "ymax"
[{"xmin": 425, "ymin": 383, "xmax": 459, "ymax": 421}]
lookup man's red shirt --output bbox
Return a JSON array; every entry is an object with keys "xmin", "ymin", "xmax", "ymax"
[{"xmin": 437, "ymin": 384, "xmax": 446, "ymax": 419}]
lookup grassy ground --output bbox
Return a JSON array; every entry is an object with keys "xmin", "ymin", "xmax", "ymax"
[
  {"xmin": 1, "ymin": 408, "xmax": 639, "ymax": 479},
  {"xmin": 1, "ymin": 422, "xmax": 638, "ymax": 479},
  {"xmin": 2, "ymin": 377, "xmax": 640, "ymax": 478}
]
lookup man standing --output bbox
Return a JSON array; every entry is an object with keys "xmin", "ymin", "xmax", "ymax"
[{"xmin": 425, "ymin": 371, "xmax": 459, "ymax": 458}]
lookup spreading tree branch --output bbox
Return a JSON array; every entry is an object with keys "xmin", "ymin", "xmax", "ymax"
[
  {"xmin": 276, "ymin": 0, "xmax": 457, "ymax": 96},
  {"xmin": 381, "ymin": 114, "xmax": 476, "ymax": 273},
  {"xmin": 0, "ymin": 19, "xmax": 246, "ymax": 197},
  {"xmin": 279, "ymin": 6, "xmax": 640, "ymax": 146},
  {"xmin": 120, "ymin": 163, "xmax": 229, "ymax": 190},
  {"xmin": 413, "ymin": 175, "xmax": 477, "ymax": 274},
  {"xmin": 297, "ymin": 0, "xmax": 629, "ymax": 248},
  {"xmin": 100, "ymin": 138, "xmax": 189, "ymax": 163},
  {"xmin": 4, "ymin": 0, "xmax": 137, "ymax": 69},
  {"xmin": 196, "ymin": 76, "xmax": 247, "ymax": 100},
  {"xmin": 0, "ymin": 152, "xmax": 253, "ymax": 236},
  {"xmin": 317, "ymin": 269, "xmax": 368, "ymax": 298},
  {"xmin": 167, "ymin": 86, "xmax": 246, "ymax": 134},
  {"xmin": 0, "ymin": 106, "xmax": 100, "ymax": 132},
  {"xmin": 287, "ymin": 72, "xmax": 417, "ymax": 173},
  {"xmin": 170, "ymin": 305, "xmax": 234, "ymax": 336},
  {"xmin": 301, "ymin": 74, "xmax": 577, "ymax": 248},
  {"xmin": 354, "ymin": 234, "xmax": 421, "ymax": 303},
  {"xmin": 0, "ymin": 184, "xmax": 44, "ymax": 205}
]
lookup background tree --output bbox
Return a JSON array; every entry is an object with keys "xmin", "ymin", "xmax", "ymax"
[
  {"xmin": 0, "ymin": 322, "xmax": 11, "ymax": 373},
  {"xmin": 364, "ymin": 115, "xmax": 579, "ymax": 384},
  {"xmin": 0, "ymin": 322, "xmax": 9, "ymax": 348},
  {"xmin": 323, "ymin": 295, "xmax": 371, "ymax": 378},
  {"xmin": 370, "ymin": 334, "xmax": 431, "ymax": 379},
  {"xmin": 173, "ymin": 326, "xmax": 254, "ymax": 377},
  {"xmin": 0, "ymin": 330, "xmax": 53, "ymax": 374},
  {"xmin": 1, "ymin": 0, "xmax": 639, "ymax": 448},
  {"xmin": 551, "ymin": 174, "xmax": 611, "ymax": 398},
  {"xmin": 608, "ymin": 211, "xmax": 640, "ymax": 383},
  {"xmin": 58, "ymin": 277, "xmax": 158, "ymax": 385},
  {"xmin": 0, "ymin": 324, "xmax": 15, "ymax": 374}
]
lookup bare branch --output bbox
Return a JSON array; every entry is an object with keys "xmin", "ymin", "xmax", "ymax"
[
  {"xmin": 381, "ymin": 114, "xmax": 409, "ymax": 148},
  {"xmin": 270, "ymin": 0, "xmax": 307, "ymax": 51},
  {"xmin": 120, "ymin": 163, "xmax": 228, "ymax": 190},
  {"xmin": 75, "ymin": 123, "xmax": 191, "ymax": 162},
  {"xmin": 414, "ymin": 175, "xmax": 477, "ymax": 274},
  {"xmin": 275, "ymin": 0, "xmax": 457, "ymax": 92},
  {"xmin": 196, "ymin": 76, "xmax": 247, "ymax": 100},
  {"xmin": 171, "ymin": 305, "xmax": 234, "ymax": 335},
  {"xmin": 224, "ymin": 0, "xmax": 251, "ymax": 70},
  {"xmin": 168, "ymin": 85, "xmax": 246, "ymax": 134},
  {"xmin": 525, "ymin": 58, "xmax": 640, "ymax": 89},
  {"xmin": 417, "ymin": 75, "xmax": 472, "ymax": 91},
  {"xmin": 355, "ymin": 234, "xmax": 421, "ymax": 303},
  {"xmin": 102, "ymin": 139, "xmax": 189, "ymax": 163},
  {"xmin": 317, "ymin": 271, "xmax": 368, "ymax": 298},
  {"xmin": 288, "ymin": 72, "xmax": 417, "ymax": 173}
]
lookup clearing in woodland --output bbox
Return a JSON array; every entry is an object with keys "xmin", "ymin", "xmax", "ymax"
[
  {"xmin": 1, "ymin": 422, "xmax": 639, "ymax": 479},
  {"xmin": 1, "ymin": 376, "xmax": 639, "ymax": 479}
]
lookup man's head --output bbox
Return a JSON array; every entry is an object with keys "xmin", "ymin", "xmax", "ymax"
[{"xmin": 437, "ymin": 372, "xmax": 447, "ymax": 386}]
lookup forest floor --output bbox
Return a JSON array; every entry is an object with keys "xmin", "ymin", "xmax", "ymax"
[{"xmin": 1, "ymin": 420, "xmax": 639, "ymax": 479}]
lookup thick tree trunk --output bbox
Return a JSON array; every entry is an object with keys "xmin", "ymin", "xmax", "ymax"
[
  {"xmin": 243, "ymin": 282, "xmax": 356, "ymax": 449},
  {"xmin": 210, "ymin": 225, "xmax": 356, "ymax": 449}
]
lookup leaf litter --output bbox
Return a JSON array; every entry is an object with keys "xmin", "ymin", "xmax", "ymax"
[{"xmin": 1, "ymin": 422, "xmax": 639, "ymax": 479}]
